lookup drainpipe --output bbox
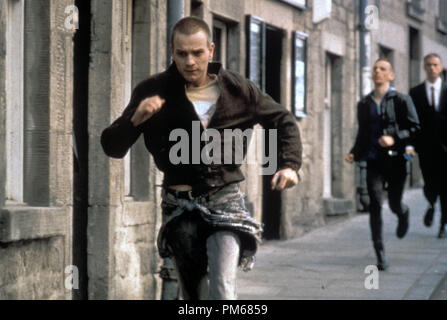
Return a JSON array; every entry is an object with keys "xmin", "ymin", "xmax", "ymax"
[
  {"xmin": 160, "ymin": 0, "xmax": 184, "ymax": 300},
  {"xmin": 359, "ymin": 0, "xmax": 372, "ymax": 97},
  {"xmin": 357, "ymin": 0, "xmax": 371, "ymax": 212},
  {"xmin": 166, "ymin": 0, "xmax": 184, "ymax": 67}
]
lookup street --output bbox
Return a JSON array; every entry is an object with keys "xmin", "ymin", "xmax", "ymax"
[{"xmin": 237, "ymin": 188, "xmax": 447, "ymax": 300}]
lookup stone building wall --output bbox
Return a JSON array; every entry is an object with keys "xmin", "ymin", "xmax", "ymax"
[
  {"xmin": 0, "ymin": 0, "xmax": 74, "ymax": 300},
  {"xmin": 87, "ymin": 0, "xmax": 167, "ymax": 300}
]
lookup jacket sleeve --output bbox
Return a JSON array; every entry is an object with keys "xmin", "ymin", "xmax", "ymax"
[
  {"xmin": 100, "ymin": 84, "xmax": 146, "ymax": 159},
  {"xmin": 247, "ymin": 80, "xmax": 303, "ymax": 173},
  {"xmin": 408, "ymin": 87, "xmax": 422, "ymax": 151},
  {"xmin": 349, "ymin": 102, "xmax": 363, "ymax": 160},
  {"xmin": 393, "ymin": 94, "xmax": 420, "ymax": 147}
]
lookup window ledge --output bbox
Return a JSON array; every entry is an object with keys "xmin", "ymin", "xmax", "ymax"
[
  {"xmin": 0, "ymin": 205, "xmax": 68, "ymax": 243},
  {"xmin": 436, "ymin": 17, "xmax": 447, "ymax": 35}
]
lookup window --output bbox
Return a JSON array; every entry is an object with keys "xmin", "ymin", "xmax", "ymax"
[
  {"xmin": 212, "ymin": 17, "xmax": 239, "ymax": 72},
  {"xmin": 1, "ymin": 0, "xmax": 73, "ymax": 244},
  {"xmin": 5, "ymin": 0, "xmax": 24, "ymax": 203},
  {"xmin": 409, "ymin": 27, "xmax": 421, "ymax": 88},
  {"xmin": 125, "ymin": 0, "xmax": 151, "ymax": 200},
  {"xmin": 23, "ymin": 1, "xmax": 52, "ymax": 206},
  {"xmin": 292, "ymin": 31, "xmax": 308, "ymax": 118},
  {"xmin": 407, "ymin": 0, "xmax": 425, "ymax": 21},
  {"xmin": 246, "ymin": 15, "xmax": 265, "ymax": 90},
  {"xmin": 440, "ymin": 0, "xmax": 447, "ymax": 20},
  {"xmin": 278, "ymin": 0, "xmax": 307, "ymax": 10},
  {"xmin": 436, "ymin": 0, "xmax": 447, "ymax": 34},
  {"xmin": 129, "ymin": 0, "xmax": 151, "ymax": 201},
  {"xmin": 213, "ymin": 19, "xmax": 228, "ymax": 68}
]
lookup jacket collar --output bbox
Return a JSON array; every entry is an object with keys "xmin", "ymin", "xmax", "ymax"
[{"xmin": 366, "ymin": 87, "xmax": 396, "ymax": 103}]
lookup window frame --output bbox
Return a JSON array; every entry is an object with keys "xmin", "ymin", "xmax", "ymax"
[
  {"xmin": 406, "ymin": 0, "xmax": 425, "ymax": 22},
  {"xmin": 436, "ymin": 0, "xmax": 447, "ymax": 34},
  {"xmin": 5, "ymin": 0, "xmax": 25, "ymax": 204},
  {"xmin": 245, "ymin": 15, "xmax": 266, "ymax": 91},
  {"xmin": 212, "ymin": 18, "xmax": 228, "ymax": 69},
  {"xmin": 291, "ymin": 31, "xmax": 308, "ymax": 119}
]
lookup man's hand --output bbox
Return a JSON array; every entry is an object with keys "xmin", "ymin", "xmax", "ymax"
[
  {"xmin": 405, "ymin": 147, "xmax": 416, "ymax": 157},
  {"xmin": 345, "ymin": 153, "xmax": 355, "ymax": 164},
  {"xmin": 271, "ymin": 168, "xmax": 299, "ymax": 191},
  {"xmin": 131, "ymin": 95, "xmax": 165, "ymax": 127},
  {"xmin": 378, "ymin": 135, "xmax": 395, "ymax": 148}
]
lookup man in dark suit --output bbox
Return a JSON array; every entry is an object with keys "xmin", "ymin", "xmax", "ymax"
[
  {"xmin": 346, "ymin": 59, "xmax": 420, "ymax": 270},
  {"xmin": 410, "ymin": 53, "xmax": 447, "ymax": 239}
]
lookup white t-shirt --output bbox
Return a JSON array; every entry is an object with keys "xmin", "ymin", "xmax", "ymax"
[{"xmin": 185, "ymin": 75, "xmax": 220, "ymax": 128}]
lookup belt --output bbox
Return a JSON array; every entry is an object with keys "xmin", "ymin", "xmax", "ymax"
[{"xmin": 165, "ymin": 185, "xmax": 226, "ymax": 200}]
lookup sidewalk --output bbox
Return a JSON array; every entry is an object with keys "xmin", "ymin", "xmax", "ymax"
[{"xmin": 237, "ymin": 188, "xmax": 447, "ymax": 300}]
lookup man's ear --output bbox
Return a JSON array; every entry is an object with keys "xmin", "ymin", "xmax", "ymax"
[
  {"xmin": 209, "ymin": 42, "xmax": 215, "ymax": 61},
  {"xmin": 389, "ymin": 71, "xmax": 396, "ymax": 81}
]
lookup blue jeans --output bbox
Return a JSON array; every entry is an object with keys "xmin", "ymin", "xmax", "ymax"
[
  {"xmin": 366, "ymin": 156, "xmax": 408, "ymax": 247},
  {"xmin": 168, "ymin": 221, "xmax": 241, "ymax": 300},
  {"xmin": 158, "ymin": 183, "xmax": 262, "ymax": 300}
]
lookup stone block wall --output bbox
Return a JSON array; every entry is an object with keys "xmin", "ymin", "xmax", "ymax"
[
  {"xmin": 87, "ymin": 0, "xmax": 166, "ymax": 300},
  {"xmin": 0, "ymin": 0, "xmax": 74, "ymax": 300},
  {"xmin": 0, "ymin": 237, "xmax": 65, "ymax": 300}
]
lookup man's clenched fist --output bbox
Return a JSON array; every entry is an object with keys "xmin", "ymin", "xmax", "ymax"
[
  {"xmin": 271, "ymin": 168, "xmax": 299, "ymax": 191},
  {"xmin": 131, "ymin": 95, "xmax": 165, "ymax": 127},
  {"xmin": 378, "ymin": 135, "xmax": 395, "ymax": 148}
]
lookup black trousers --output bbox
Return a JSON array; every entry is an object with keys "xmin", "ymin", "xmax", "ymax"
[
  {"xmin": 366, "ymin": 156, "xmax": 409, "ymax": 248},
  {"xmin": 419, "ymin": 150, "xmax": 447, "ymax": 226}
]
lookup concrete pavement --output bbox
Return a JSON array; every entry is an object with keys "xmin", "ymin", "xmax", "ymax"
[
  {"xmin": 431, "ymin": 273, "xmax": 447, "ymax": 299},
  {"xmin": 237, "ymin": 188, "xmax": 447, "ymax": 300}
]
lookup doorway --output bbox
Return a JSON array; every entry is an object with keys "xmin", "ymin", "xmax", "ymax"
[
  {"xmin": 262, "ymin": 25, "xmax": 283, "ymax": 240},
  {"xmin": 72, "ymin": 0, "xmax": 91, "ymax": 300},
  {"xmin": 323, "ymin": 53, "xmax": 343, "ymax": 199}
]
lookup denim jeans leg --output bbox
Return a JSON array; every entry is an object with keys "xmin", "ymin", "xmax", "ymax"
[
  {"xmin": 206, "ymin": 231, "xmax": 241, "ymax": 300},
  {"xmin": 367, "ymin": 162, "xmax": 384, "ymax": 245}
]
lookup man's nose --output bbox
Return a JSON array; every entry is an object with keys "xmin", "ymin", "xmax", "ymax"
[{"xmin": 185, "ymin": 54, "xmax": 195, "ymax": 65}]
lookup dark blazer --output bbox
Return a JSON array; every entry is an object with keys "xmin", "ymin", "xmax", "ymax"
[
  {"xmin": 101, "ymin": 62, "xmax": 302, "ymax": 190},
  {"xmin": 350, "ymin": 90, "xmax": 420, "ymax": 161},
  {"xmin": 409, "ymin": 81, "xmax": 447, "ymax": 154}
]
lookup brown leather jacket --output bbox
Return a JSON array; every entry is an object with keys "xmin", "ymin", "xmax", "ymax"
[{"xmin": 101, "ymin": 62, "xmax": 302, "ymax": 191}]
